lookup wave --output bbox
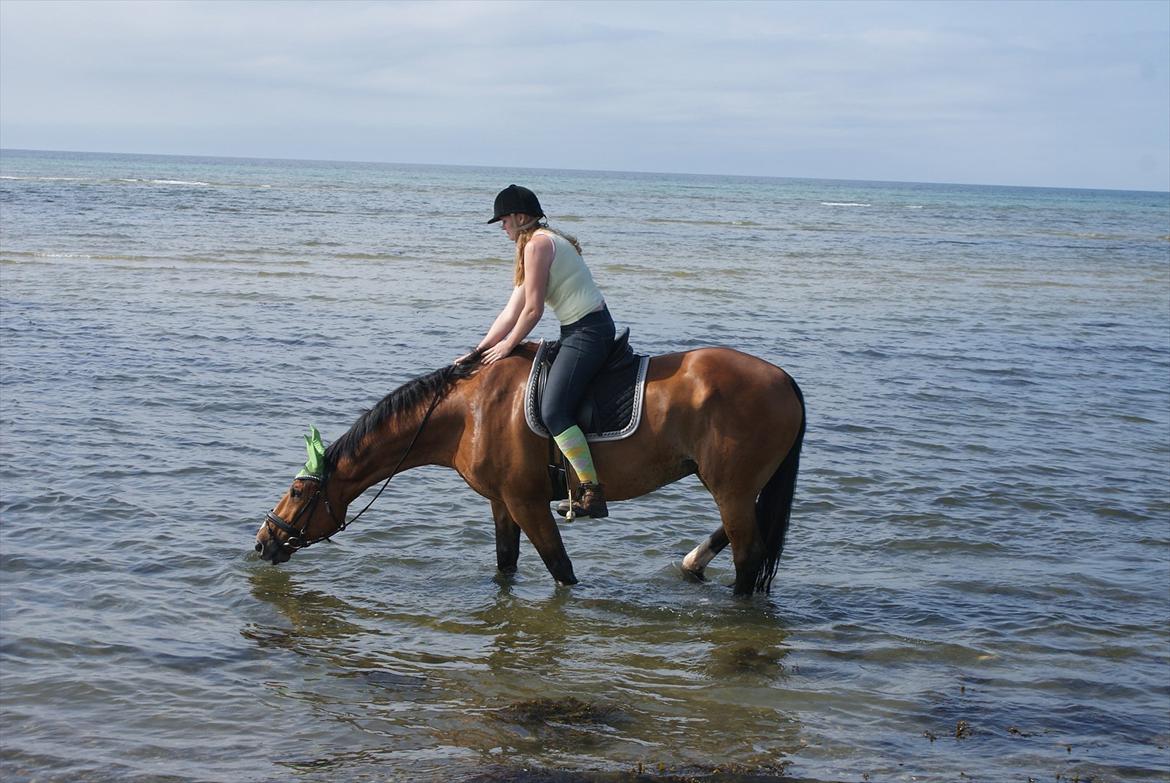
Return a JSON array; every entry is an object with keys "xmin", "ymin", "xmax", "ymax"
[
  {"xmin": 2, "ymin": 174, "xmax": 220, "ymax": 187},
  {"xmin": 819, "ymin": 201, "xmax": 925, "ymax": 208},
  {"xmin": 6, "ymin": 251, "xmax": 96, "ymax": 260},
  {"xmin": 335, "ymin": 252, "xmax": 407, "ymax": 262},
  {"xmin": 117, "ymin": 178, "xmax": 212, "ymax": 187},
  {"xmin": 0, "ymin": 175, "xmax": 89, "ymax": 182},
  {"xmin": 646, "ymin": 217, "xmax": 765, "ymax": 227},
  {"xmin": 0, "ymin": 249, "xmax": 317, "ymax": 268}
]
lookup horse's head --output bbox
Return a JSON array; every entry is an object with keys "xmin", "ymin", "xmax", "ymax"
[{"xmin": 254, "ymin": 426, "xmax": 346, "ymax": 564}]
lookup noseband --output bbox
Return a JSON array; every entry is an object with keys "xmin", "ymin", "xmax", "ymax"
[
  {"xmin": 264, "ymin": 475, "xmax": 345, "ymax": 551},
  {"xmin": 262, "ymin": 384, "xmax": 447, "ymax": 555}
]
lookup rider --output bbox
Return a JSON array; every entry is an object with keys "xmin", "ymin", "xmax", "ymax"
[{"xmin": 459, "ymin": 184, "xmax": 615, "ymax": 518}]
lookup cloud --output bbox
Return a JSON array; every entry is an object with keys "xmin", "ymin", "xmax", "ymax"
[{"xmin": 1, "ymin": 0, "xmax": 1167, "ymax": 189}]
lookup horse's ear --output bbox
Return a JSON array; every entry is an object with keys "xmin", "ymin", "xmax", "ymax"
[{"xmin": 296, "ymin": 425, "xmax": 326, "ymax": 479}]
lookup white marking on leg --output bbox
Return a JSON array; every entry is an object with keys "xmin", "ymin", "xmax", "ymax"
[{"xmin": 683, "ymin": 540, "xmax": 717, "ymax": 573}]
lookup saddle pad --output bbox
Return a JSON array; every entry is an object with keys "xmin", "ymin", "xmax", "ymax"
[{"xmin": 524, "ymin": 340, "xmax": 650, "ymax": 442}]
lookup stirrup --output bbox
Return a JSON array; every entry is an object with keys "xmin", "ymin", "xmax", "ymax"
[{"xmin": 575, "ymin": 482, "xmax": 609, "ymax": 519}]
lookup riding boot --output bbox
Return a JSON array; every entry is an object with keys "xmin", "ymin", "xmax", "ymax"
[{"xmin": 572, "ymin": 482, "xmax": 608, "ymax": 518}]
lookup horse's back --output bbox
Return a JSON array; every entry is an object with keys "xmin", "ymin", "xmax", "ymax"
[{"xmin": 647, "ymin": 346, "xmax": 795, "ymax": 401}]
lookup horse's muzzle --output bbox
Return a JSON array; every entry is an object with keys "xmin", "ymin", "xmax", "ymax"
[{"xmin": 255, "ymin": 537, "xmax": 293, "ymax": 565}]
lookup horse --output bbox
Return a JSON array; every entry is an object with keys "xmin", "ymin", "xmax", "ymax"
[{"xmin": 255, "ymin": 342, "xmax": 806, "ymax": 596}]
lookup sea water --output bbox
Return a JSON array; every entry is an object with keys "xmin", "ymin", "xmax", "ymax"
[{"xmin": 1, "ymin": 148, "xmax": 1168, "ymax": 782}]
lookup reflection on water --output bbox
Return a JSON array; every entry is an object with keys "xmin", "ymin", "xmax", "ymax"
[
  {"xmin": 244, "ymin": 565, "xmax": 803, "ymax": 779},
  {"xmin": 476, "ymin": 585, "xmax": 576, "ymax": 678},
  {"xmin": 246, "ymin": 568, "xmax": 367, "ymax": 647}
]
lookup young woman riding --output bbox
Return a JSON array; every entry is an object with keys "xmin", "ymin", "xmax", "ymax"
[{"xmin": 459, "ymin": 184, "xmax": 615, "ymax": 518}]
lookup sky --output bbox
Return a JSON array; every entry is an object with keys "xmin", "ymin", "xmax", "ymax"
[{"xmin": 1, "ymin": 0, "xmax": 1167, "ymax": 191}]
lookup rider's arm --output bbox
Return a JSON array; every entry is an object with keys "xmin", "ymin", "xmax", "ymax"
[
  {"xmin": 477, "ymin": 285, "xmax": 525, "ymax": 350},
  {"xmin": 481, "ymin": 234, "xmax": 552, "ymax": 364}
]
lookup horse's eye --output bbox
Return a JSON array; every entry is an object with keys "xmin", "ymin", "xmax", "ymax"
[{"xmin": 290, "ymin": 488, "xmax": 302, "ymax": 499}]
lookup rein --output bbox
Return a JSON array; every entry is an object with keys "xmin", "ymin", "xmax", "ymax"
[{"xmin": 264, "ymin": 385, "xmax": 447, "ymax": 552}]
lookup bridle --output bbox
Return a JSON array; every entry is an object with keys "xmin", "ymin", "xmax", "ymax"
[
  {"xmin": 262, "ymin": 384, "xmax": 447, "ymax": 554},
  {"xmin": 263, "ymin": 475, "xmax": 344, "ymax": 551}
]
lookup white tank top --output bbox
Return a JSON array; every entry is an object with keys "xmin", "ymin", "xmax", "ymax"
[{"xmin": 537, "ymin": 229, "xmax": 605, "ymax": 325}]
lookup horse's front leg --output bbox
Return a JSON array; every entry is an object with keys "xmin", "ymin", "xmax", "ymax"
[
  {"xmin": 491, "ymin": 499, "xmax": 522, "ymax": 574},
  {"xmin": 507, "ymin": 498, "xmax": 578, "ymax": 586}
]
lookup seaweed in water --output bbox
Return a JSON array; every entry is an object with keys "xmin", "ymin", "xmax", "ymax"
[
  {"xmin": 463, "ymin": 761, "xmax": 801, "ymax": 782},
  {"xmin": 498, "ymin": 696, "xmax": 619, "ymax": 726}
]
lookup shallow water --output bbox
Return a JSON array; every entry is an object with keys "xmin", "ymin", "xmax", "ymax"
[{"xmin": 1, "ymin": 149, "xmax": 1168, "ymax": 782}]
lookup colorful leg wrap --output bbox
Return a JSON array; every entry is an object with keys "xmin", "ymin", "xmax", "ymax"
[{"xmin": 553, "ymin": 425, "xmax": 598, "ymax": 485}]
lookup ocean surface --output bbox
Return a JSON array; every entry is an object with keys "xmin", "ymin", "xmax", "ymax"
[{"xmin": 1, "ymin": 148, "xmax": 1168, "ymax": 783}]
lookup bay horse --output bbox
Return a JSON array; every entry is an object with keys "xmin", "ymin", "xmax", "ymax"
[{"xmin": 255, "ymin": 343, "xmax": 805, "ymax": 596}]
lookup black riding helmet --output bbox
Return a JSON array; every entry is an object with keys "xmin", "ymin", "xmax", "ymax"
[{"xmin": 488, "ymin": 184, "xmax": 544, "ymax": 223}]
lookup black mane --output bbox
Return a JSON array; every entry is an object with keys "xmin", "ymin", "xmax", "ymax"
[{"xmin": 325, "ymin": 360, "xmax": 480, "ymax": 467}]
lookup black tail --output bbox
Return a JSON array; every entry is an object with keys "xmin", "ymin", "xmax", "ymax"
[{"xmin": 754, "ymin": 376, "xmax": 806, "ymax": 594}]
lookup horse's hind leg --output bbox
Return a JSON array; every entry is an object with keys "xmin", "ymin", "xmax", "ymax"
[
  {"xmin": 491, "ymin": 499, "xmax": 522, "ymax": 575},
  {"xmin": 682, "ymin": 527, "xmax": 729, "ymax": 580},
  {"xmin": 717, "ymin": 496, "xmax": 766, "ymax": 596}
]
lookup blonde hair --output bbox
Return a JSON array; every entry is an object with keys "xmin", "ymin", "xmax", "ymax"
[{"xmin": 513, "ymin": 218, "xmax": 582, "ymax": 286}]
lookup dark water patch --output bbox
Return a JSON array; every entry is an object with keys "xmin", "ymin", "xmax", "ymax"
[
  {"xmin": 705, "ymin": 644, "xmax": 786, "ymax": 677},
  {"xmin": 331, "ymin": 668, "xmax": 428, "ymax": 688},
  {"xmin": 463, "ymin": 765, "xmax": 807, "ymax": 783},
  {"xmin": 882, "ymin": 536, "xmax": 1007, "ymax": 555},
  {"xmin": 0, "ymin": 750, "xmax": 212, "ymax": 783}
]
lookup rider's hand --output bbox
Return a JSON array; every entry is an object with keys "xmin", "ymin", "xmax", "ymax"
[
  {"xmin": 455, "ymin": 347, "xmax": 484, "ymax": 365},
  {"xmin": 481, "ymin": 340, "xmax": 516, "ymax": 365}
]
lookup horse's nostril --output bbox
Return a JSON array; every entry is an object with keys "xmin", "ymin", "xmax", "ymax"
[{"xmin": 255, "ymin": 542, "xmax": 263, "ymax": 553}]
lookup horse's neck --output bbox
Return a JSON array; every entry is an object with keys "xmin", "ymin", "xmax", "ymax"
[{"xmin": 331, "ymin": 400, "xmax": 463, "ymax": 504}]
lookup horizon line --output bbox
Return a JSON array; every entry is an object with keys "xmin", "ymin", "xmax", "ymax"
[{"xmin": 2, "ymin": 146, "xmax": 1168, "ymax": 196}]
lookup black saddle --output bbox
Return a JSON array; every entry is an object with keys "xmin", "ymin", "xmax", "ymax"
[{"xmin": 534, "ymin": 327, "xmax": 638, "ymax": 433}]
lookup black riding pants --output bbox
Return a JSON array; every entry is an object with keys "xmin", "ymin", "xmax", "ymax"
[{"xmin": 541, "ymin": 306, "xmax": 616, "ymax": 436}]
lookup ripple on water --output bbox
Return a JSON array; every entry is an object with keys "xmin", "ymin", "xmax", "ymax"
[{"xmin": 2, "ymin": 156, "xmax": 1169, "ymax": 782}]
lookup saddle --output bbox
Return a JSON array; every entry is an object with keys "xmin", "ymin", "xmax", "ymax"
[{"xmin": 523, "ymin": 327, "xmax": 650, "ymax": 500}]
